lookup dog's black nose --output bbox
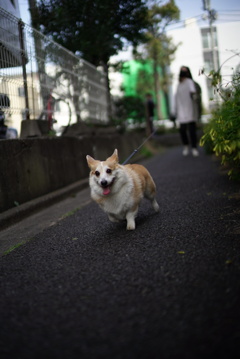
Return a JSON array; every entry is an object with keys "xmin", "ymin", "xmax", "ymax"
[{"xmin": 101, "ymin": 179, "xmax": 108, "ymax": 187}]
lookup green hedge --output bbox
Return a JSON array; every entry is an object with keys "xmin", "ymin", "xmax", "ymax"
[{"xmin": 200, "ymin": 80, "xmax": 240, "ymax": 181}]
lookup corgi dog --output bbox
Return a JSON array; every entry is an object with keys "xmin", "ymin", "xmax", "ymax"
[{"xmin": 86, "ymin": 149, "xmax": 159, "ymax": 230}]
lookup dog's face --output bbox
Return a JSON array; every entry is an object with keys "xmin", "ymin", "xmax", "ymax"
[{"xmin": 86, "ymin": 149, "xmax": 119, "ymax": 196}]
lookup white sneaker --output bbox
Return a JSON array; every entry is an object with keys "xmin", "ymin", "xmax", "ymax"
[
  {"xmin": 192, "ymin": 148, "xmax": 199, "ymax": 157},
  {"xmin": 182, "ymin": 146, "xmax": 189, "ymax": 156}
]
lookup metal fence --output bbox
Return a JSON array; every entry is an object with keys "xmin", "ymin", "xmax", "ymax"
[{"xmin": 0, "ymin": 7, "xmax": 109, "ymax": 136}]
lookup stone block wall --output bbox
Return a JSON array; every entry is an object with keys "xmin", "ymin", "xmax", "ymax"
[{"xmin": 0, "ymin": 132, "xmax": 144, "ymax": 213}]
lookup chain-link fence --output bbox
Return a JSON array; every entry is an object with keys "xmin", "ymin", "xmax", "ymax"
[{"xmin": 0, "ymin": 7, "xmax": 109, "ymax": 136}]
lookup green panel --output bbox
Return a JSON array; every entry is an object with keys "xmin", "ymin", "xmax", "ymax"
[{"xmin": 121, "ymin": 60, "xmax": 168, "ymax": 120}]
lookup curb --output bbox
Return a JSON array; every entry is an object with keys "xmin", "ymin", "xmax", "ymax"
[{"xmin": 0, "ymin": 178, "xmax": 89, "ymax": 230}]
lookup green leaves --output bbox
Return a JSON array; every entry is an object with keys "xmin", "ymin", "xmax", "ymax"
[
  {"xmin": 36, "ymin": 0, "xmax": 149, "ymax": 66},
  {"xmin": 200, "ymin": 68, "xmax": 240, "ymax": 180}
]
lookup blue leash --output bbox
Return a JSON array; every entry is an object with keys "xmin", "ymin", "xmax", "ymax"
[{"xmin": 121, "ymin": 129, "xmax": 157, "ymax": 165}]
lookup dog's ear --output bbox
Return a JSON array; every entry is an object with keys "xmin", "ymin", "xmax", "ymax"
[
  {"xmin": 86, "ymin": 155, "xmax": 98, "ymax": 169},
  {"xmin": 107, "ymin": 149, "xmax": 118, "ymax": 163}
]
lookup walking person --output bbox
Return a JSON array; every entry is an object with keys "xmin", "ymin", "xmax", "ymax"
[
  {"xmin": 174, "ymin": 66, "xmax": 200, "ymax": 157},
  {"xmin": 145, "ymin": 93, "xmax": 155, "ymax": 136}
]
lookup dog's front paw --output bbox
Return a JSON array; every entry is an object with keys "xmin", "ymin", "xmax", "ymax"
[
  {"xmin": 126, "ymin": 211, "xmax": 137, "ymax": 230},
  {"xmin": 126, "ymin": 220, "xmax": 135, "ymax": 230}
]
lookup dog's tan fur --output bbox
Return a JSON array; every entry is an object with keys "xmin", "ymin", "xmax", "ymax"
[{"xmin": 86, "ymin": 149, "xmax": 159, "ymax": 230}]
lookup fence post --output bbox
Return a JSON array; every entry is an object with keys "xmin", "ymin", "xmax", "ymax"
[{"xmin": 18, "ymin": 19, "xmax": 30, "ymax": 121}]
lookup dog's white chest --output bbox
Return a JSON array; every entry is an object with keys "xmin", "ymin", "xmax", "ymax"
[{"xmin": 100, "ymin": 188, "xmax": 132, "ymax": 218}]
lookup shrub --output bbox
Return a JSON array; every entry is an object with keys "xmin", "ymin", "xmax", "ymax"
[{"xmin": 200, "ymin": 76, "xmax": 240, "ymax": 180}]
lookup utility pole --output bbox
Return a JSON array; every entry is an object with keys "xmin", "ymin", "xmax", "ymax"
[
  {"xmin": 18, "ymin": 20, "xmax": 30, "ymax": 120},
  {"xmin": 203, "ymin": 0, "xmax": 218, "ymax": 72}
]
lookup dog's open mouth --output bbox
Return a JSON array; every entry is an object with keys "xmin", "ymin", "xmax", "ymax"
[
  {"xmin": 101, "ymin": 178, "xmax": 115, "ymax": 196},
  {"xmin": 103, "ymin": 187, "xmax": 111, "ymax": 195}
]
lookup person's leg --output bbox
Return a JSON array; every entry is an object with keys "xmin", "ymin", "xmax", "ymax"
[
  {"xmin": 146, "ymin": 117, "xmax": 152, "ymax": 136},
  {"xmin": 188, "ymin": 121, "xmax": 199, "ymax": 156},
  {"xmin": 179, "ymin": 123, "xmax": 189, "ymax": 145},
  {"xmin": 179, "ymin": 123, "xmax": 189, "ymax": 156},
  {"xmin": 188, "ymin": 121, "xmax": 197, "ymax": 148},
  {"xmin": 149, "ymin": 117, "xmax": 154, "ymax": 133}
]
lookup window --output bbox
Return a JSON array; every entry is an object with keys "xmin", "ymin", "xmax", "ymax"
[
  {"xmin": 201, "ymin": 27, "xmax": 218, "ymax": 49},
  {"xmin": 204, "ymin": 60, "xmax": 212, "ymax": 74},
  {"xmin": 18, "ymin": 87, "xmax": 25, "ymax": 97},
  {"xmin": 203, "ymin": 45, "xmax": 219, "ymax": 72},
  {"xmin": 207, "ymin": 78, "xmax": 214, "ymax": 100}
]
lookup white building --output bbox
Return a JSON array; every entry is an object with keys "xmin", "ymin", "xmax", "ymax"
[
  {"xmin": 167, "ymin": 19, "xmax": 240, "ymax": 113},
  {"xmin": 110, "ymin": 19, "xmax": 240, "ymax": 117},
  {"xmin": 0, "ymin": 0, "xmax": 21, "ymax": 16}
]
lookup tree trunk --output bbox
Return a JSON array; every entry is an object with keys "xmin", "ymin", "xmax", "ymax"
[
  {"xmin": 102, "ymin": 62, "xmax": 112, "ymax": 122},
  {"xmin": 153, "ymin": 57, "xmax": 162, "ymax": 121}
]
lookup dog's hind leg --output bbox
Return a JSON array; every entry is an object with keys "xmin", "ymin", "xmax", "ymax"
[
  {"xmin": 146, "ymin": 191, "xmax": 160, "ymax": 212},
  {"xmin": 144, "ymin": 178, "xmax": 160, "ymax": 213},
  {"xmin": 151, "ymin": 198, "xmax": 160, "ymax": 212},
  {"xmin": 108, "ymin": 214, "xmax": 120, "ymax": 223}
]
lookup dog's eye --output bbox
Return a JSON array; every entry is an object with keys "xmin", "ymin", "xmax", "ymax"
[
  {"xmin": 106, "ymin": 168, "xmax": 112, "ymax": 174},
  {"xmin": 95, "ymin": 171, "xmax": 100, "ymax": 177}
]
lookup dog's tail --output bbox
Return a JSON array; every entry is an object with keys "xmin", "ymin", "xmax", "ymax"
[
  {"xmin": 142, "ymin": 168, "xmax": 159, "ymax": 213},
  {"xmin": 144, "ymin": 171, "xmax": 156, "ymax": 198}
]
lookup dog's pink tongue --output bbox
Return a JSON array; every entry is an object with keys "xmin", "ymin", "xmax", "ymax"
[{"xmin": 103, "ymin": 187, "xmax": 111, "ymax": 195}]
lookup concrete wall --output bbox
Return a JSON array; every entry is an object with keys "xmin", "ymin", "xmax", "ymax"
[{"xmin": 0, "ymin": 132, "xmax": 144, "ymax": 213}]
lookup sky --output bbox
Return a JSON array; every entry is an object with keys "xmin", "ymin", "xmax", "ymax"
[
  {"xmin": 175, "ymin": 0, "xmax": 240, "ymax": 20},
  {"xmin": 18, "ymin": 0, "xmax": 240, "ymax": 25}
]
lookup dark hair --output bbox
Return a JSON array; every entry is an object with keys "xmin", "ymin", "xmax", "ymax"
[{"xmin": 179, "ymin": 66, "xmax": 193, "ymax": 80}]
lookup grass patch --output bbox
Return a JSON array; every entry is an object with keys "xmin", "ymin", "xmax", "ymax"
[
  {"xmin": 3, "ymin": 237, "xmax": 37, "ymax": 256},
  {"xmin": 61, "ymin": 207, "xmax": 80, "ymax": 219},
  {"xmin": 3, "ymin": 241, "xmax": 27, "ymax": 255}
]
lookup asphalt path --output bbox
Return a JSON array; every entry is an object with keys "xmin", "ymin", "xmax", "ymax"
[{"xmin": 0, "ymin": 146, "xmax": 240, "ymax": 359}]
